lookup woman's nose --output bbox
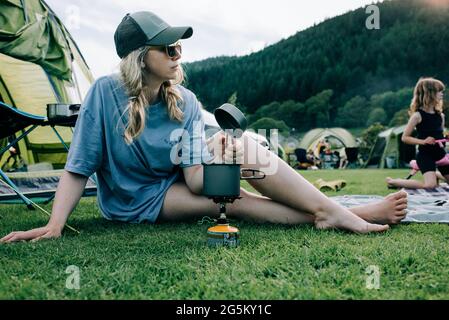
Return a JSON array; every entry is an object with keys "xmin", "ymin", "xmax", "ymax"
[
  {"xmin": 172, "ymin": 52, "xmax": 181, "ymax": 61},
  {"xmin": 170, "ymin": 46, "xmax": 182, "ymax": 61}
]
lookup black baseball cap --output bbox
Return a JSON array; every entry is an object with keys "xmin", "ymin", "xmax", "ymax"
[{"xmin": 114, "ymin": 11, "xmax": 193, "ymax": 58}]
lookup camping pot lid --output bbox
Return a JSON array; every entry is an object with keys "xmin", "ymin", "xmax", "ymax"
[{"xmin": 214, "ymin": 103, "xmax": 247, "ymax": 133}]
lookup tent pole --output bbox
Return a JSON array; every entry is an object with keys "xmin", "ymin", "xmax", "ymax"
[
  {"xmin": 0, "ymin": 170, "xmax": 34, "ymax": 210},
  {"xmin": 0, "ymin": 125, "xmax": 39, "ymax": 155},
  {"xmin": 50, "ymin": 126, "xmax": 70, "ymax": 151}
]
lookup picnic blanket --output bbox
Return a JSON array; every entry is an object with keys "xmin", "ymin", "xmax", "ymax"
[
  {"xmin": 332, "ymin": 185, "xmax": 449, "ymax": 224},
  {"xmin": 403, "ymin": 184, "xmax": 449, "ymax": 198}
]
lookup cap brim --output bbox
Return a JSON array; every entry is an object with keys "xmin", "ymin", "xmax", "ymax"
[{"xmin": 147, "ymin": 26, "xmax": 193, "ymax": 46}]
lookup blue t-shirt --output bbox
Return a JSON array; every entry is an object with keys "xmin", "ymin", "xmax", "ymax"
[{"xmin": 65, "ymin": 74, "xmax": 213, "ymax": 223}]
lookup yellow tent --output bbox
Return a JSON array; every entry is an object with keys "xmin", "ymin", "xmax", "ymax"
[{"xmin": 0, "ymin": 0, "xmax": 94, "ymax": 169}]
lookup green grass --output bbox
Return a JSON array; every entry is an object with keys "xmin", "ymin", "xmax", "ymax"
[{"xmin": 1, "ymin": 169, "xmax": 448, "ymax": 299}]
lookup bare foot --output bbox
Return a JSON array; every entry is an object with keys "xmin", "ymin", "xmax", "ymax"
[
  {"xmin": 351, "ymin": 190, "xmax": 408, "ymax": 225},
  {"xmin": 386, "ymin": 177, "xmax": 399, "ymax": 189},
  {"xmin": 386, "ymin": 177, "xmax": 393, "ymax": 186},
  {"xmin": 314, "ymin": 207, "xmax": 390, "ymax": 234}
]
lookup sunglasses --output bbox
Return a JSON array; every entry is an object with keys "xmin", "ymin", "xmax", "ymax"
[{"xmin": 149, "ymin": 42, "xmax": 182, "ymax": 58}]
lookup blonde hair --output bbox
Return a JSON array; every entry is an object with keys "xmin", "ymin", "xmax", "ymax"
[
  {"xmin": 119, "ymin": 46, "xmax": 184, "ymax": 144},
  {"xmin": 410, "ymin": 77, "xmax": 445, "ymax": 115}
]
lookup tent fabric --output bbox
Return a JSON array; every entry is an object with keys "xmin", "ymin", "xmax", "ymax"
[
  {"xmin": 299, "ymin": 128, "xmax": 357, "ymax": 151},
  {"xmin": 0, "ymin": 53, "xmax": 71, "ymax": 145},
  {"xmin": 0, "ymin": 0, "xmax": 94, "ymax": 169},
  {"xmin": 365, "ymin": 125, "xmax": 417, "ymax": 168},
  {"xmin": 0, "ymin": 0, "xmax": 72, "ymax": 80}
]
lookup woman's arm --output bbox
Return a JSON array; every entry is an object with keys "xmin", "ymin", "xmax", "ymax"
[{"xmin": 0, "ymin": 170, "xmax": 88, "ymax": 243}]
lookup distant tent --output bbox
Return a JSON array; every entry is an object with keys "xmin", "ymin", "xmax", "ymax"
[
  {"xmin": 365, "ymin": 125, "xmax": 416, "ymax": 168},
  {"xmin": 0, "ymin": 0, "xmax": 94, "ymax": 169},
  {"xmin": 299, "ymin": 128, "xmax": 357, "ymax": 155}
]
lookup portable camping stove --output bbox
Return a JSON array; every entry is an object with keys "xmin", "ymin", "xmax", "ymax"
[{"xmin": 207, "ymin": 198, "xmax": 240, "ymax": 248}]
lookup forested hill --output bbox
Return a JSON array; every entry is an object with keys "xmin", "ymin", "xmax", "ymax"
[{"xmin": 184, "ymin": 0, "xmax": 449, "ymax": 130}]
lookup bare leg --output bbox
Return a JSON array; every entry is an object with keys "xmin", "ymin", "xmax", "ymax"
[
  {"xmin": 386, "ymin": 171, "xmax": 438, "ymax": 189},
  {"xmin": 233, "ymin": 189, "xmax": 408, "ymax": 225},
  {"xmin": 443, "ymin": 174, "xmax": 449, "ymax": 184},
  {"xmin": 244, "ymin": 141, "xmax": 408, "ymax": 225},
  {"xmin": 245, "ymin": 185, "xmax": 408, "ymax": 225},
  {"xmin": 158, "ymin": 182, "xmax": 315, "ymax": 224},
  {"xmin": 239, "ymin": 134, "xmax": 389, "ymax": 233}
]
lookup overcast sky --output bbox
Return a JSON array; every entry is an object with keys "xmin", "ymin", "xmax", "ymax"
[{"xmin": 46, "ymin": 0, "xmax": 378, "ymax": 78}]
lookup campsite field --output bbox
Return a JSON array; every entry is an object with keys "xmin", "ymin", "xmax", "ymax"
[{"xmin": 0, "ymin": 169, "xmax": 448, "ymax": 300}]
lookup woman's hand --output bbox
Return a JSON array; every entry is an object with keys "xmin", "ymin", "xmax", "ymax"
[
  {"xmin": 0, "ymin": 225, "xmax": 62, "ymax": 243},
  {"xmin": 224, "ymin": 136, "xmax": 244, "ymax": 164},
  {"xmin": 422, "ymin": 137, "xmax": 436, "ymax": 145},
  {"xmin": 206, "ymin": 131, "xmax": 244, "ymax": 164}
]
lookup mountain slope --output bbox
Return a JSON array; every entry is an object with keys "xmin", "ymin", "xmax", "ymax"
[{"xmin": 184, "ymin": 0, "xmax": 449, "ymax": 116}]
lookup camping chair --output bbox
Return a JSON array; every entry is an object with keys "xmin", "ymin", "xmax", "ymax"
[
  {"xmin": 0, "ymin": 101, "xmax": 79, "ymax": 209},
  {"xmin": 345, "ymin": 147, "xmax": 359, "ymax": 169},
  {"xmin": 294, "ymin": 148, "xmax": 315, "ymax": 170}
]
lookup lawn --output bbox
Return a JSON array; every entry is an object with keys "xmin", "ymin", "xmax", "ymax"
[{"xmin": 0, "ymin": 169, "xmax": 448, "ymax": 299}]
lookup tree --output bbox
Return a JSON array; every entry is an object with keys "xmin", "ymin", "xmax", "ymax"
[
  {"xmin": 228, "ymin": 92, "xmax": 238, "ymax": 105},
  {"xmin": 304, "ymin": 89, "xmax": 333, "ymax": 128},
  {"xmin": 359, "ymin": 123, "xmax": 386, "ymax": 161},
  {"xmin": 366, "ymin": 108, "xmax": 387, "ymax": 126},
  {"xmin": 249, "ymin": 117, "xmax": 290, "ymax": 136},
  {"xmin": 369, "ymin": 88, "xmax": 413, "ymax": 119},
  {"xmin": 252, "ymin": 101, "xmax": 281, "ymax": 123},
  {"xmin": 389, "ymin": 109, "xmax": 410, "ymax": 126},
  {"xmin": 335, "ymin": 96, "xmax": 369, "ymax": 128},
  {"xmin": 277, "ymin": 100, "xmax": 305, "ymax": 129},
  {"xmin": 227, "ymin": 91, "xmax": 247, "ymax": 113}
]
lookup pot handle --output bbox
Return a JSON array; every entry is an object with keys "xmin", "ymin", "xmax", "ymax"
[{"xmin": 240, "ymin": 168, "xmax": 265, "ymax": 180}]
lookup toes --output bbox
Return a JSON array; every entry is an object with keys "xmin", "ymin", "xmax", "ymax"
[
  {"xmin": 364, "ymin": 223, "xmax": 389, "ymax": 234},
  {"xmin": 395, "ymin": 198, "xmax": 408, "ymax": 206},
  {"xmin": 385, "ymin": 193, "xmax": 395, "ymax": 200},
  {"xmin": 398, "ymin": 191, "xmax": 408, "ymax": 199},
  {"xmin": 393, "ymin": 214, "xmax": 407, "ymax": 224},
  {"xmin": 396, "ymin": 210, "xmax": 407, "ymax": 217},
  {"xmin": 390, "ymin": 211, "xmax": 406, "ymax": 223},
  {"xmin": 386, "ymin": 191, "xmax": 408, "ymax": 203},
  {"xmin": 391, "ymin": 190, "xmax": 407, "ymax": 200},
  {"xmin": 393, "ymin": 216, "xmax": 406, "ymax": 224}
]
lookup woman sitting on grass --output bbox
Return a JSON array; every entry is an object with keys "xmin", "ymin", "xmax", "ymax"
[
  {"xmin": 1, "ymin": 11, "xmax": 408, "ymax": 243},
  {"xmin": 387, "ymin": 77, "xmax": 449, "ymax": 189}
]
